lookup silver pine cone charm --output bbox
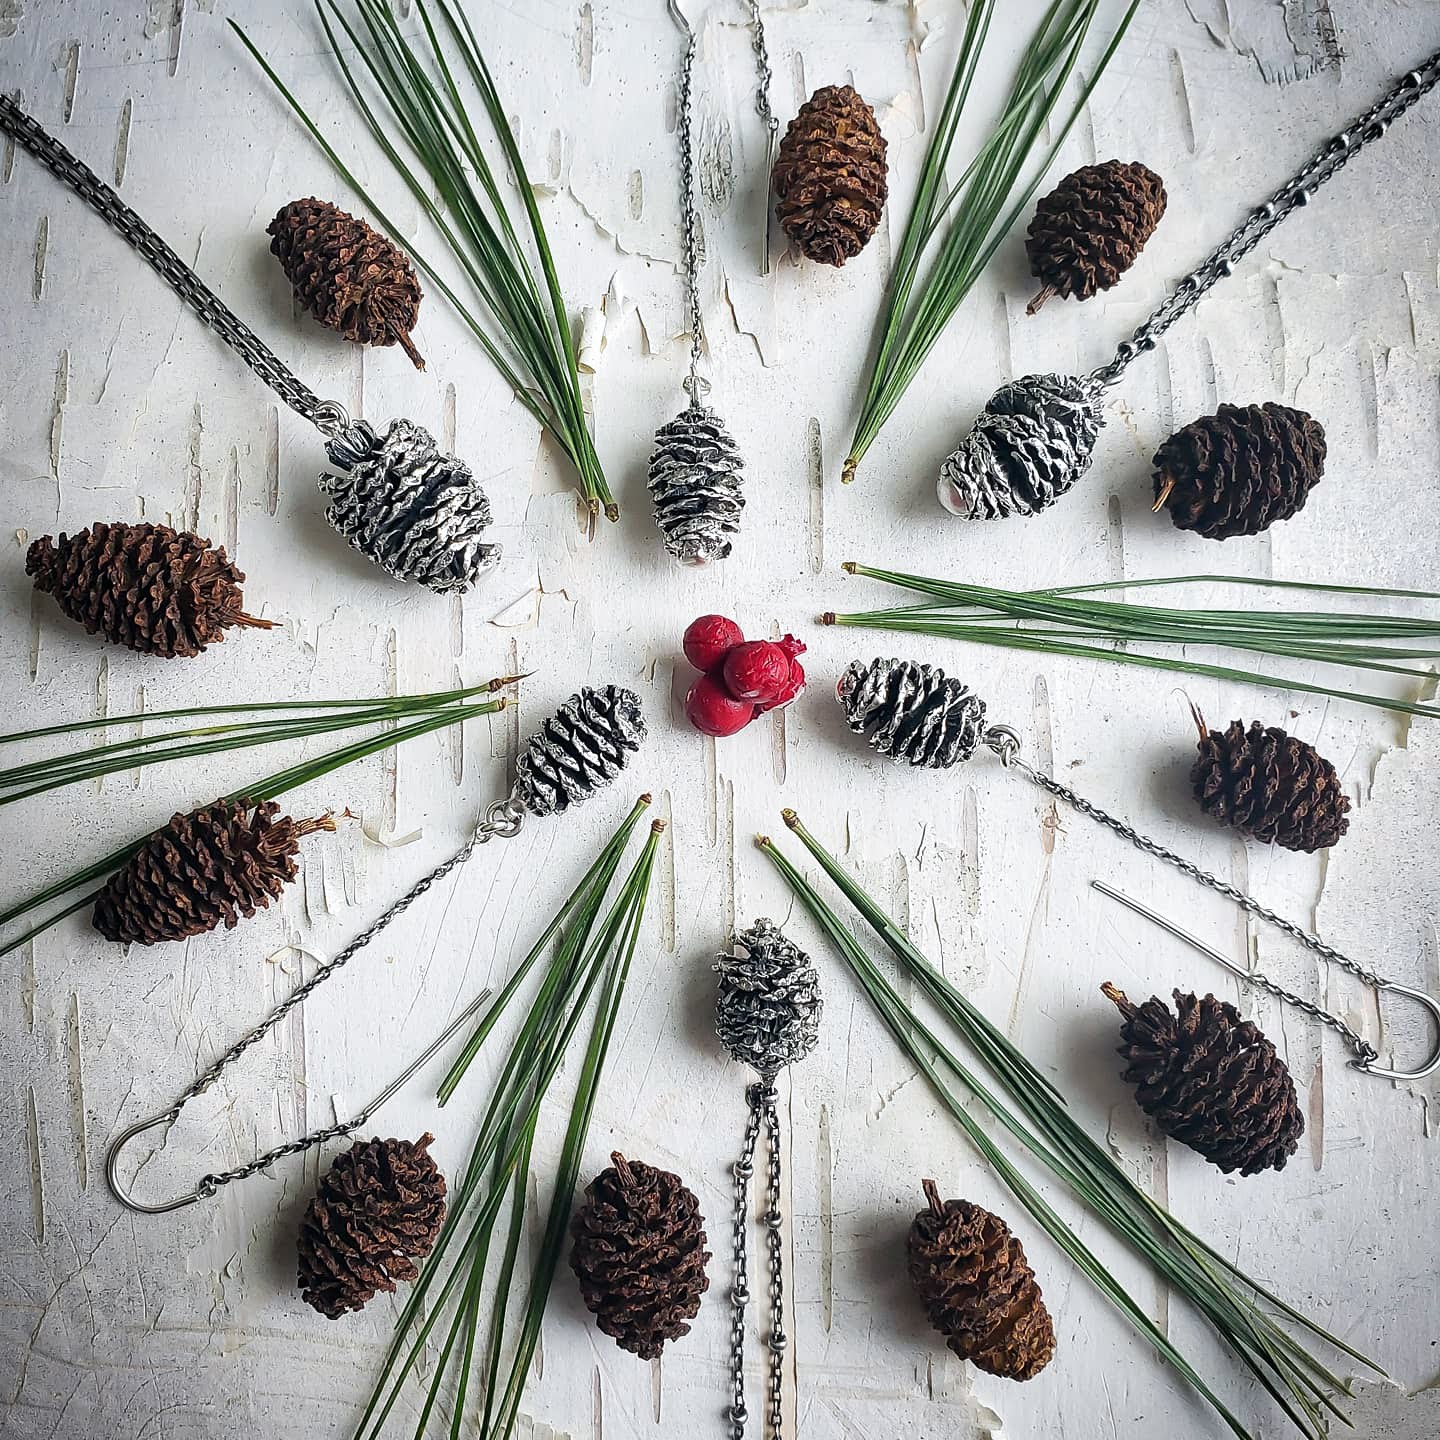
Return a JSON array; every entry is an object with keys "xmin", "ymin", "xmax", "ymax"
[
  {"xmin": 321, "ymin": 418, "xmax": 499, "ymax": 593},
  {"xmin": 648, "ymin": 405, "xmax": 745, "ymax": 565},
  {"xmin": 938, "ymin": 374, "xmax": 1105, "ymax": 521},
  {"xmin": 715, "ymin": 919, "xmax": 823, "ymax": 1078},
  {"xmin": 515, "ymin": 685, "xmax": 647, "ymax": 817},
  {"xmin": 838, "ymin": 658, "xmax": 987, "ymax": 769}
]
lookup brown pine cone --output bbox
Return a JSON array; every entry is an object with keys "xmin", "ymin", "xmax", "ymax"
[
  {"xmin": 773, "ymin": 84, "xmax": 888, "ymax": 267},
  {"xmin": 297, "ymin": 1133, "xmax": 447, "ymax": 1318},
  {"xmin": 268, "ymin": 197, "xmax": 425, "ymax": 368},
  {"xmin": 1191, "ymin": 713, "xmax": 1349, "ymax": 852},
  {"xmin": 1103, "ymin": 985, "xmax": 1303, "ymax": 1176},
  {"xmin": 569, "ymin": 1152, "xmax": 710, "ymax": 1360},
  {"xmin": 906, "ymin": 1180, "xmax": 1055, "ymax": 1381},
  {"xmin": 26, "ymin": 521, "xmax": 275, "ymax": 658},
  {"xmin": 1153, "ymin": 402, "xmax": 1326, "ymax": 539},
  {"xmin": 92, "ymin": 798, "xmax": 336, "ymax": 945},
  {"xmin": 1026, "ymin": 159, "xmax": 1166, "ymax": 312}
]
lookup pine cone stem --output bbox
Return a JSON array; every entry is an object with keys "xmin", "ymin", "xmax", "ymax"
[
  {"xmin": 1100, "ymin": 980, "xmax": 1132, "ymax": 1016},
  {"xmin": 291, "ymin": 813, "xmax": 339, "ymax": 840},
  {"xmin": 922, "ymin": 1176, "xmax": 945, "ymax": 1218},
  {"xmin": 1152, "ymin": 475, "xmax": 1176, "ymax": 512},
  {"xmin": 1025, "ymin": 284, "xmax": 1057, "ymax": 316}
]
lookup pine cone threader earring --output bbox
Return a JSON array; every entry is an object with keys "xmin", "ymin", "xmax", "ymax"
[
  {"xmin": 714, "ymin": 918, "xmax": 823, "ymax": 1440},
  {"xmin": 834, "ymin": 657, "xmax": 1440, "ymax": 1084}
]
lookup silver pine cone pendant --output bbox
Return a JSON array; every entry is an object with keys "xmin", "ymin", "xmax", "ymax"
[
  {"xmin": 937, "ymin": 373, "xmax": 1105, "ymax": 521},
  {"xmin": 648, "ymin": 404, "xmax": 745, "ymax": 565}
]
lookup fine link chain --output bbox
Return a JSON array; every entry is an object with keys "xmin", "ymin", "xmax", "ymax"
[
  {"xmin": 746, "ymin": 0, "xmax": 780, "ymax": 274},
  {"xmin": 761, "ymin": 1090, "xmax": 786, "ymax": 1440},
  {"xmin": 169, "ymin": 795, "xmax": 526, "ymax": 1196},
  {"xmin": 728, "ymin": 1093, "xmax": 763, "ymax": 1439},
  {"xmin": 673, "ymin": 8, "xmax": 709, "ymax": 405},
  {"xmin": 982, "ymin": 728, "xmax": 1384, "ymax": 1066},
  {"xmin": 1089, "ymin": 48, "xmax": 1440, "ymax": 390},
  {"xmin": 0, "ymin": 93, "xmax": 349, "ymax": 437}
]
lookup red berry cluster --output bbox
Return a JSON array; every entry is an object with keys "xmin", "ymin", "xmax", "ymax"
[{"xmin": 682, "ymin": 615, "xmax": 806, "ymax": 737}]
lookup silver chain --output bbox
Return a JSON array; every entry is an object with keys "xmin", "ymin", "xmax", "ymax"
[
  {"xmin": 0, "ymin": 93, "xmax": 351, "ymax": 438},
  {"xmin": 1089, "ymin": 48, "xmax": 1440, "ymax": 390},
  {"xmin": 728, "ymin": 1082, "xmax": 786, "ymax": 1440},
  {"xmin": 982, "ymin": 727, "xmax": 1383, "ymax": 1066},
  {"xmin": 108, "ymin": 795, "xmax": 525, "ymax": 1210},
  {"xmin": 745, "ymin": 0, "xmax": 780, "ymax": 274},
  {"xmin": 670, "ymin": 2, "xmax": 709, "ymax": 404}
]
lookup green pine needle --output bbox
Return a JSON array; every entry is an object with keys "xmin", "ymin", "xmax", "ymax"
[
  {"xmin": 826, "ymin": 564, "xmax": 1440, "ymax": 719},
  {"xmin": 760, "ymin": 813, "xmax": 1380, "ymax": 1440},
  {"xmin": 354, "ymin": 799, "xmax": 661, "ymax": 1439},
  {"xmin": 232, "ymin": 0, "xmax": 613, "ymax": 520},
  {"xmin": 844, "ymin": 0, "xmax": 1140, "ymax": 480}
]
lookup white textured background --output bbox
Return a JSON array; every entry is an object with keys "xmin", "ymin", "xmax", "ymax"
[{"xmin": 3, "ymin": 2, "xmax": 1439, "ymax": 1438}]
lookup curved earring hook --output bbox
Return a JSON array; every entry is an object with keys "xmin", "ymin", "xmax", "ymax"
[
  {"xmin": 1094, "ymin": 881, "xmax": 1440, "ymax": 1083},
  {"xmin": 668, "ymin": 0, "xmax": 693, "ymax": 37},
  {"xmin": 106, "ymin": 988, "xmax": 492, "ymax": 1214}
]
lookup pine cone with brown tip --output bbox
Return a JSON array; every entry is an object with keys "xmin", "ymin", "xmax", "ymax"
[
  {"xmin": 1026, "ymin": 159, "xmax": 1167, "ymax": 312},
  {"xmin": 269, "ymin": 197, "xmax": 425, "ymax": 368},
  {"xmin": 569, "ymin": 1152, "xmax": 710, "ymax": 1360},
  {"xmin": 1191, "ymin": 715, "xmax": 1349, "ymax": 852},
  {"xmin": 92, "ymin": 798, "xmax": 336, "ymax": 946},
  {"xmin": 1153, "ymin": 402, "xmax": 1326, "ymax": 540},
  {"xmin": 297, "ymin": 1133, "xmax": 447, "ymax": 1318},
  {"xmin": 773, "ymin": 84, "xmax": 888, "ymax": 267},
  {"xmin": 27, "ymin": 521, "xmax": 274, "ymax": 658},
  {"xmin": 907, "ymin": 1180, "xmax": 1055, "ymax": 1381},
  {"xmin": 1103, "ymin": 985, "xmax": 1303, "ymax": 1176}
]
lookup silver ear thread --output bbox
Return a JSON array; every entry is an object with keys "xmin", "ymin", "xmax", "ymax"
[
  {"xmin": 105, "ymin": 685, "xmax": 647, "ymax": 1215},
  {"xmin": 835, "ymin": 656, "xmax": 1440, "ymax": 1083},
  {"xmin": 937, "ymin": 46, "xmax": 1440, "ymax": 522},
  {"xmin": 651, "ymin": 3, "xmax": 747, "ymax": 567},
  {"xmin": 0, "ymin": 95, "xmax": 499, "ymax": 595},
  {"xmin": 715, "ymin": 919, "xmax": 823, "ymax": 1440}
]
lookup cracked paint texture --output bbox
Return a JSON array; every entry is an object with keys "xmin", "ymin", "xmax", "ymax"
[{"xmin": 2, "ymin": 2, "xmax": 1439, "ymax": 1438}]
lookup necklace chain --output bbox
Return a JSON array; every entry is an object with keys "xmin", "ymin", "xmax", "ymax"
[
  {"xmin": 727, "ymin": 1081, "xmax": 786, "ymax": 1440},
  {"xmin": 0, "ymin": 92, "xmax": 350, "ymax": 437},
  {"xmin": 674, "ymin": 14, "xmax": 708, "ymax": 404},
  {"xmin": 1090, "ymin": 47, "xmax": 1440, "ymax": 390},
  {"xmin": 982, "ymin": 728, "xmax": 1384, "ymax": 1066}
]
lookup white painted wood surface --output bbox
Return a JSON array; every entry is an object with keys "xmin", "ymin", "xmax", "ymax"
[{"xmin": 3, "ymin": 3, "xmax": 1439, "ymax": 1437}]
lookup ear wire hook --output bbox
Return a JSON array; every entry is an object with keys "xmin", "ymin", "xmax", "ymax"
[
  {"xmin": 106, "ymin": 988, "xmax": 493, "ymax": 1215},
  {"xmin": 668, "ymin": 0, "xmax": 691, "ymax": 36},
  {"xmin": 1094, "ymin": 882, "xmax": 1440, "ymax": 1082}
]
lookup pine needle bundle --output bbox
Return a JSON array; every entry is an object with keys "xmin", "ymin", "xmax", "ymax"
[
  {"xmin": 844, "ymin": 0, "xmax": 1139, "ymax": 482},
  {"xmin": 0, "ymin": 689, "xmax": 510, "ymax": 958},
  {"xmin": 760, "ymin": 812, "xmax": 1381, "ymax": 1440},
  {"xmin": 825, "ymin": 564, "xmax": 1440, "ymax": 720},
  {"xmin": 234, "ymin": 0, "xmax": 614, "ymax": 520},
  {"xmin": 354, "ymin": 798, "xmax": 663, "ymax": 1439}
]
